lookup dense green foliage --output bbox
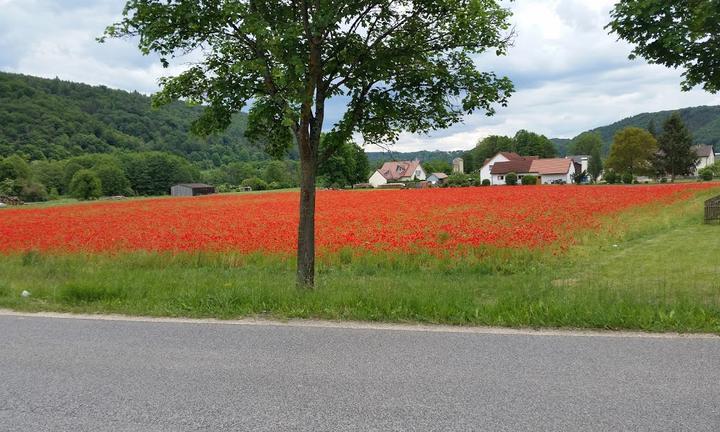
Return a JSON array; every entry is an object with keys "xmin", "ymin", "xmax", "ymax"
[
  {"xmin": 505, "ymin": 172, "xmax": 518, "ymax": 186},
  {"xmin": 656, "ymin": 113, "xmax": 697, "ymax": 181},
  {"xmin": 568, "ymin": 132, "xmax": 602, "ymax": 156},
  {"xmin": 0, "ymin": 72, "xmax": 270, "ymax": 167},
  {"xmin": 605, "ymin": 127, "xmax": 658, "ymax": 177},
  {"xmin": 608, "ymin": 0, "xmax": 720, "ymax": 93},
  {"xmin": 69, "ymin": 169, "xmax": 102, "ymax": 200}
]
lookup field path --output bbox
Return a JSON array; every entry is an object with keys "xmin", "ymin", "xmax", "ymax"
[{"xmin": 1, "ymin": 312, "xmax": 718, "ymax": 431}]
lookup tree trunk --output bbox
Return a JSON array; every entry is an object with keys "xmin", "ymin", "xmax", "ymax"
[{"xmin": 296, "ymin": 135, "xmax": 318, "ymax": 288}]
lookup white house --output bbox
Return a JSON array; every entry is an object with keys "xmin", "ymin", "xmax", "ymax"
[
  {"xmin": 480, "ymin": 152, "xmax": 523, "ymax": 183},
  {"xmin": 368, "ymin": 160, "xmax": 427, "ymax": 188},
  {"xmin": 488, "ymin": 157, "xmax": 577, "ymax": 185},
  {"xmin": 693, "ymin": 145, "xmax": 716, "ymax": 172},
  {"xmin": 427, "ymin": 172, "xmax": 448, "ymax": 185},
  {"xmin": 530, "ymin": 159, "xmax": 577, "ymax": 184}
]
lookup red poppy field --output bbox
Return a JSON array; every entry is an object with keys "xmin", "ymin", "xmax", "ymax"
[{"xmin": 1, "ymin": 183, "xmax": 716, "ymax": 255}]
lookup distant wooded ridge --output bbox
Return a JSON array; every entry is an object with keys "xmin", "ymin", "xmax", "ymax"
[{"xmin": 1, "ymin": 71, "xmax": 718, "ymax": 168}]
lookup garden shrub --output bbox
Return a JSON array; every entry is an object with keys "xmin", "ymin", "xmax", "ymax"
[
  {"xmin": 521, "ymin": 175, "xmax": 537, "ymax": 185},
  {"xmin": 505, "ymin": 172, "xmax": 518, "ymax": 186},
  {"xmin": 622, "ymin": 173, "xmax": 634, "ymax": 184},
  {"xmin": 698, "ymin": 167, "xmax": 714, "ymax": 181},
  {"xmin": 481, "ymin": 179, "xmax": 491, "ymax": 186}
]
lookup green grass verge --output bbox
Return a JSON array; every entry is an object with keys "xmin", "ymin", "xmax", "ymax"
[{"xmin": 1, "ymin": 187, "xmax": 719, "ymax": 333}]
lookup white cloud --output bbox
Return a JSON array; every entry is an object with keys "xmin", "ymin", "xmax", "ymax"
[{"xmin": 1, "ymin": 0, "xmax": 719, "ymax": 153}]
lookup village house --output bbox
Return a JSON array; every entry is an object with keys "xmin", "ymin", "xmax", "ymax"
[
  {"xmin": 368, "ymin": 159, "xmax": 427, "ymax": 188},
  {"xmin": 693, "ymin": 145, "xmax": 716, "ymax": 172},
  {"xmin": 480, "ymin": 152, "xmax": 536, "ymax": 183},
  {"xmin": 427, "ymin": 172, "xmax": 448, "ymax": 185},
  {"xmin": 481, "ymin": 152, "xmax": 577, "ymax": 185}
]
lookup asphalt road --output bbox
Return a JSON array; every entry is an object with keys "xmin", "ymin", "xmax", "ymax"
[{"xmin": 1, "ymin": 314, "xmax": 718, "ymax": 432}]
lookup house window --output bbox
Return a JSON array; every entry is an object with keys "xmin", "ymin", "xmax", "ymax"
[{"xmin": 499, "ymin": 175, "xmax": 504, "ymax": 180}]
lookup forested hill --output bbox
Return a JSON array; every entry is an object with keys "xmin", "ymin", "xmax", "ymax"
[
  {"xmin": 559, "ymin": 105, "xmax": 720, "ymax": 155},
  {"xmin": 0, "ymin": 72, "xmax": 270, "ymax": 167}
]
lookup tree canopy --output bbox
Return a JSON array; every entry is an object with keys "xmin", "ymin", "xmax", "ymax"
[
  {"xmin": 605, "ymin": 127, "xmax": 657, "ymax": 176},
  {"xmin": 608, "ymin": 0, "xmax": 720, "ymax": 93},
  {"xmin": 105, "ymin": 0, "xmax": 516, "ymax": 287},
  {"xmin": 656, "ymin": 112, "xmax": 697, "ymax": 181}
]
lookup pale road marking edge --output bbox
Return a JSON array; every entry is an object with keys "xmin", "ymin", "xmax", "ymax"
[{"xmin": 0, "ymin": 309, "xmax": 717, "ymax": 340}]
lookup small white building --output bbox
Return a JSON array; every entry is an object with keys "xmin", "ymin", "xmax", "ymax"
[
  {"xmin": 427, "ymin": 172, "xmax": 448, "ymax": 185},
  {"xmin": 693, "ymin": 145, "xmax": 716, "ymax": 172},
  {"xmin": 368, "ymin": 160, "xmax": 427, "ymax": 188}
]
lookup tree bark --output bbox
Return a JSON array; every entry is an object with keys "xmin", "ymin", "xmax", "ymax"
[{"xmin": 296, "ymin": 139, "xmax": 317, "ymax": 288}]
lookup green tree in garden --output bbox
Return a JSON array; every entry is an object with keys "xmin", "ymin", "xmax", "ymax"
[
  {"xmin": 656, "ymin": 113, "xmax": 697, "ymax": 182},
  {"xmin": 605, "ymin": 127, "xmax": 657, "ymax": 177},
  {"xmin": 104, "ymin": 0, "xmax": 515, "ymax": 287},
  {"xmin": 69, "ymin": 169, "xmax": 102, "ymax": 200},
  {"xmin": 505, "ymin": 172, "xmax": 518, "ymax": 185},
  {"xmin": 608, "ymin": 0, "xmax": 720, "ymax": 92},
  {"xmin": 569, "ymin": 132, "xmax": 602, "ymax": 156},
  {"xmin": 588, "ymin": 144, "xmax": 603, "ymax": 182}
]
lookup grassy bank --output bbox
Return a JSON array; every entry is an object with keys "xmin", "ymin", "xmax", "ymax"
[{"xmin": 1, "ymin": 187, "xmax": 719, "ymax": 333}]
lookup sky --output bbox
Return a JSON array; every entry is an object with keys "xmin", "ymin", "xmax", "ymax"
[{"xmin": 1, "ymin": 0, "xmax": 719, "ymax": 152}]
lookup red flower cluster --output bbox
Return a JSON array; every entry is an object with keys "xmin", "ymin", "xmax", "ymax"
[{"xmin": 0, "ymin": 184, "xmax": 715, "ymax": 255}]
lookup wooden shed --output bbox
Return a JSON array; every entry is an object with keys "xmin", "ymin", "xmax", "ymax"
[
  {"xmin": 705, "ymin": 195, "xmax": 720, "ymax": 224},
  {"xmin": 170, "ymin": 183, "xmax": 216, "ymax": 197}
]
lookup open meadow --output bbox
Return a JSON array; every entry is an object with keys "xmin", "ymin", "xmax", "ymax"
[{"xmin": 1, "ymin": 183, "xmax": 719, "ymax": 333}]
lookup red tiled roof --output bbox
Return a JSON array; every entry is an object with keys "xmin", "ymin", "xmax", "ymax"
[
  {"xmin": 490, "ymin": 159, "xmax": 534, "ymax": 175},
  {"xmin": 378, "ymin": 160, "xmax": 422, "ymax": 181},
  {"xmin": 530, "ymin": 159, "xmax": 573, "ymax": 175}
]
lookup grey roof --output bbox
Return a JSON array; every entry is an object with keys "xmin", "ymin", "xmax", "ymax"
[
  {"xmin": 693, "ymin": 145, "xmax": 714, "ymax": 158},
  {"xmin": 174, "ymin": 183, "xmax": 214, "ymax": 189}
]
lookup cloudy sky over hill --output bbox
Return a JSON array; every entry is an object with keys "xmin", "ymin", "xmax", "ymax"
[{"xmin": 2, "ymin": 0, "xmax": 720, "ymax": 152}]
